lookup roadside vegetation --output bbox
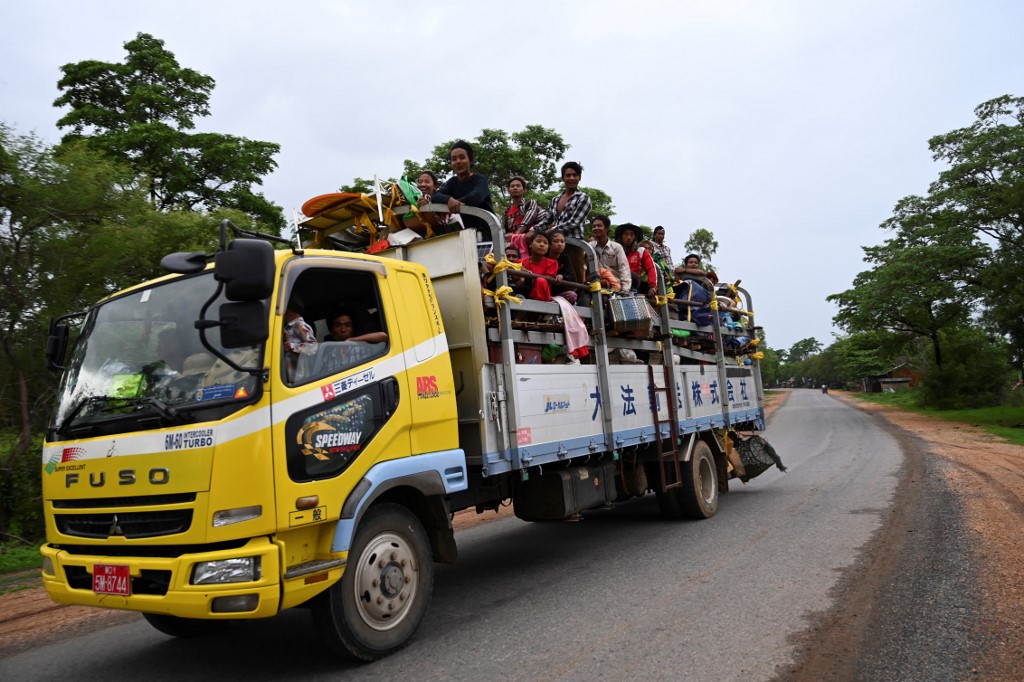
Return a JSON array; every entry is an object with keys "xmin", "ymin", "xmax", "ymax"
[{"xmin": 850, "ymin": 389, "xmax": 1024, "ymax": 447}]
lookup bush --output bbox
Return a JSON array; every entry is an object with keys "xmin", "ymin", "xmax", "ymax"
[
  {"xmin": 918, "ymin": 327, "xmax": 1015, "ymax": 409},
  {"xmin": 0, "ymin": 430, "xmax": 45, "ymax": 544}
]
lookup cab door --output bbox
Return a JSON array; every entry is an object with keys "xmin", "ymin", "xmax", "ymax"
[{"xmin": 268, "ymin": 258, "xmax": 412, "ymax": 554}]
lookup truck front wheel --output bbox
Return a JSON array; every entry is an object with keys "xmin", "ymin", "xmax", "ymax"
[{"xmin": 312, "ymin": 503, "xmax": 434, "ymax": 661}]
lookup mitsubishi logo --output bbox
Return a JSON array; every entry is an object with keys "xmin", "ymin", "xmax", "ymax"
[{"xmin": 108, "ymin": 514, "xmax": 124, "ymax": 537}]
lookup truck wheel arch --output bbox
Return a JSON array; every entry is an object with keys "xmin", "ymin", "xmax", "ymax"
[{"xmin": 338, "ymin": 472, "xmax": 457, "ymax": 564}]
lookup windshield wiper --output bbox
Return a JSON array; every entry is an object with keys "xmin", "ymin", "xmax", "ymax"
[
  {"xmin": 58, "ymin": 396, "xmax": 124, "ymax": 435},
  {"xmin": 58, "ymin": 395, "xmax": 193, "ymax": 436},
  {"xmin": 135, "ymin": 397, "xmax": 193, "ymax": 425}
]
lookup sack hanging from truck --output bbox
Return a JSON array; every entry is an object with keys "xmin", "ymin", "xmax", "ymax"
[{"xmin": 728, "ymin": 432, "xmax": 786, "ymax": 481}]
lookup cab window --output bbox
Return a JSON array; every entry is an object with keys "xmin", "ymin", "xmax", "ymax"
[{"xmin": 282, "ymin": 268, "xmax": 389, "ymax": 386}]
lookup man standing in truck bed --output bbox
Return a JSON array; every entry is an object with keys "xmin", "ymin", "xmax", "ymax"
[
  {"xmin": 548, "ymin": 161, "xmax": 592, "ymax": 239},
  {"xmin": 431, "ymin": 140, "xmax": 495, "ymax": 236}
]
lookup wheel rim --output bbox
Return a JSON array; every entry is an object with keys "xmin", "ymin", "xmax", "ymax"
[
  {"xmin": 352, "ymin": 531, "xmax": 419, "ymax": 631},
  {"xmin": 698, "ymin": 455, "xmax": 717, "ymax": 506}
]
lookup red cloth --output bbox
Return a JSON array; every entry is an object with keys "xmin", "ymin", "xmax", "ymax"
[
  {"xmin": 627, "ymin": 248, "xmax": 658, "ymax": 292},
  {"xmin": 519, "ymin": 256, "xmax": 558, "ymax": 301}
]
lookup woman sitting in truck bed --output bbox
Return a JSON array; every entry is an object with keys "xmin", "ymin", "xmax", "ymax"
[
  {"xmin": 546, "ymin": 229, "xmax": 580, "ymax": 305},
  {"xmin": 514, "ymin": 231, "xmax": 558, "ymax": 302}
]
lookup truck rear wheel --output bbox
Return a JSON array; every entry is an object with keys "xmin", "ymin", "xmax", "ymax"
[
  {"xmin": 312, "ymin": 503, "xmax": 433, "ymax": 661},
  {"xmin": 679, "ymin": 440, "xmax": 719, "ymax": 519},
  {"xmin": 142, "ymin": 613, "xmax": 221, "ymax": 638},
  {"xmin": 652, "ymin": 440, "xmax": 719, "ymax": 520}
]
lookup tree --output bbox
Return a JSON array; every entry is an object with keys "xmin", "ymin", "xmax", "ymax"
[
  {"xmin": 1, "ymin": 125, "xmax": 233, "ymax": 540},
  {"xmin": 784, "ymin": 337, "xmax": 823, "ymax": 364},
  {"xmin": 684, "ymin": 228, "xmax": 719, "ymax": 269},
  {"xmin": 401, "ymin": 126, "xmax": 570, "ymax": 208},
  {"xmin": 926, "ymin": 94, "xmax": 1024, "ymax": 372},
  {"xmin": 828, "ymin": 195, "xmax": 989, "ymax": 369},
  {"xmin": 757, "ymin": 344, "xmax": 783, "ymax": 387},
  {"xmin": 928, "ymin": 95, "xmax": 1024, "ymax": 251},
  {"xmin": 830, "ymin": 331, "xmax": 907, "ymax": 384},
  {"xmin": 54, "ymin": 33, "xmax": 283, "ymax": 230}
]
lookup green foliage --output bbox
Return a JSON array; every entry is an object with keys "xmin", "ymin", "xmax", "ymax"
[
  {"xmin": 0, "ymin": 430, "xmax": 44, "ymax": 543},
  {"xmin": 757, "ymin": 344, "xmax": 783, "ymax": 387},
  {"xmin": 832, "ymin": 94, "xmax": 1024, "ymax": 379},
  {"xmin": 0, "ymin": 541, "xmax": 42, "ymax": 575},
  {"xmin": 683, "ymin": 228, "xmax": 719, "ymax": 270},
  {"xmin": 828, "ymin": 330, "xmax": 912, "ymax": 385},
  {"xmin": 402, "ymin": 125, "xmax": 569, "ymax": 207},
  {"xmin": 850, "ymin": 389, "xmax": 1024, "ymax": 446},
  {"xmin": 927, "ymin": 95, "xmax": 1024, "ymax": 372},
  {"xmin": 339, "ymin": 177, "xmax": 375, "ymax": 194},
  {"xmin": 829, "ymin": 195, "xmax": 989, "ymax": 369},
  {"xmin": 54, "ymin": 32, "xmax": 283, "ymax": 231},
  {"xmin": 784, "ymin": 337, "xmax": 823, "ymax": 364},
  {"xmin": 395, "ymin": 126, "xmax": 615, "ymax": 225},
  {"xmin": 917, "ymin": 326, "xmax": 1014, "ymax": 408},
  {"xmin": 0, "ymin": 125, "xmax": 226, "ymax": 542}
]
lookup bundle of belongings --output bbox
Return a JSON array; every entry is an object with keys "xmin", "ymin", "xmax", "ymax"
[
  {"xmin": 727, "ymin": 431, "xmax": 787, "ymax": 482},
  {"xmin": 608, "ymin": 292, "xmax": 654, "ymax": 335},
  {"xmin": 675, "ymin": 279, "xmax": 713, "ymax": 326}
]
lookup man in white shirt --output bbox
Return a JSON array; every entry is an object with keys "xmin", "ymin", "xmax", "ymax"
[{"xmin": 589, "ymin": 215, "xmax": 631, "ymax": 291}]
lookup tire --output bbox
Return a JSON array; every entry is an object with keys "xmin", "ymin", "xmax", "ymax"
[
  {"xmin": 651, "ymin": 440, "xmax": 719, "ymax": 520},
  {"xmin": 679, "ymin": 440, "xmax": 719, "ymax": 519},
  {"xmin": 311, "ymin": 503, "xmax": 433, "ymax": 661},
  {"xmin": 142, "ymin": 613, "xmax": 221, "ymax": 638}
]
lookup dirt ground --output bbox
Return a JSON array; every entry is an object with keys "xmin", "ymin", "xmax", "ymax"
[
  {"xmin": 4, "ymin": 389, "xmax": 1021, "ymax": 673},
  {"xmin": 831, "ymin": 392, "xmax": 1024, "ymax": 680}
]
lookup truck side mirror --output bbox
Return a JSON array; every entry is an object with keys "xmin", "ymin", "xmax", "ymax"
[
  {"xmin": 215, "ymin": 239, "xmax": 275, "ymax": 301},
  {"xmin": 218, "ymin": 301, "xmax": 269, "ymax": 348},
  {"xmin": 46, "ymin": 323, "xmax": 70, "ymax": 371}
]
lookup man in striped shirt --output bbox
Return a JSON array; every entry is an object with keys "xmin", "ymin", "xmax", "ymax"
[{"xmin": 548, "ymin": 161, "xmax": 592, "ymax": 239}]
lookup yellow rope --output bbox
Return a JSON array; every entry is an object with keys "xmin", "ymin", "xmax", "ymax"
[
  {"xmin": 483, "ymin": 286, "xmax": 523, "ymax": 307},
  {"xmin": 750, "ymin": 351, "xmax": 764, "ymax": 360},
  {"xmin": 653, "ymin": 295, "xmax": 669, "ymax": 307},
  {"xmin": 710, "ymin": 297, "xmax": 719, "ymax": 311},
  {"xmin": 490, "ymin": 257, "xmax": 522, "ymax": 274}
]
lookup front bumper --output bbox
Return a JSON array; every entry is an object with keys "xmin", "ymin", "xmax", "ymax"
[{"xmin": 40, "ymin": 536, "xmax": 281, "ymax": 619}]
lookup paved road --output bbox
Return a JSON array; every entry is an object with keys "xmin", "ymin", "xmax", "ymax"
[{"xmin": 1, "ymin": 390, "xmax": 909, "ymax": 681}]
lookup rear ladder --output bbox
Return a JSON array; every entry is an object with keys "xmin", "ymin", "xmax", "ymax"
[{"xmin": 648, "ymin": 364, "xmax": 682, "ymax": 492}]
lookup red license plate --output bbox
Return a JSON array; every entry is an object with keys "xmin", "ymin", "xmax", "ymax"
[{"xmin": 92, "ymin": 564, "xmax": 131, "ymax": 596}]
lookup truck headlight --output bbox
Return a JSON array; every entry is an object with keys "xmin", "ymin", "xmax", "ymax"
[
  {"xmin": 212, "ymin": 505, "xmax": 262, "ymax": 527},
  {"xmin": 191, "ymin": 557, "xmax": 261, "ymax": 585}
]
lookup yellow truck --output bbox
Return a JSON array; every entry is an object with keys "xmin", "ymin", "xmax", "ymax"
[{"xmin": 40, "ymin": 208, "xmax": 766, "ymax": 660}]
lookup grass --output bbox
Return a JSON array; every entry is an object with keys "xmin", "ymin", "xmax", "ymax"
[
  {"xmin": 849, "ymin": 391, "xmax": 1024, "ymax": 446},
  {"xmin": 0, "ymin": 542, "xmax": 42, "ymax": 574}
]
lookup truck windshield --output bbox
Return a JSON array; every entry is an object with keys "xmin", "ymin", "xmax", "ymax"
[{"xmin": 52, "ymin": 271, "xmax": 262, "ymax": 437}]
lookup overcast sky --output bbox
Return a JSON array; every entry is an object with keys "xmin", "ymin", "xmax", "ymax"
[{"xmin": 3, "ymin": 1, "xmax": 1022, "ymax": 351}]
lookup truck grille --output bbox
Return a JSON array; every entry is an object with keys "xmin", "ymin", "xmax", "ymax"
[
  {"xmin": 52, "ymin": 493, "xmax": 196, "ymax": 509},
  {"xmin": 55, "ymin": 510, "xmax": 193, "ymax": 539}
]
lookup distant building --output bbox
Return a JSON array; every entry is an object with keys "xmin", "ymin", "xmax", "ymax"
[{"xmin": 863, "ymin": 363, "xmax": 921, "ymax": 393}]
